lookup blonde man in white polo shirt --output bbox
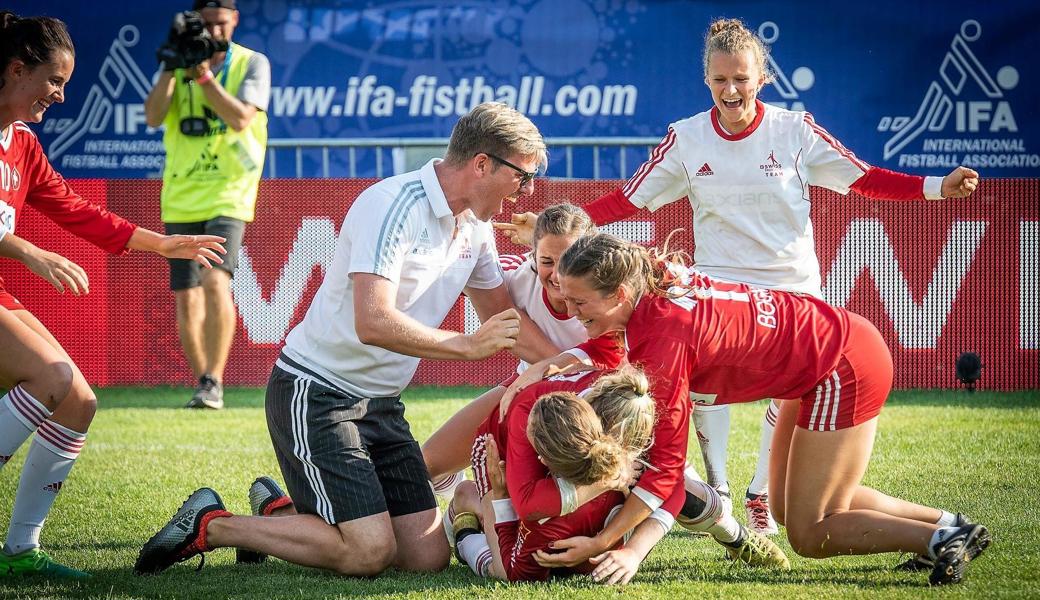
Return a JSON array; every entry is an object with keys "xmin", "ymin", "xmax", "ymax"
[{"xmin": 136, "ymin": 103, "xmax": 555, "ymax": 578}]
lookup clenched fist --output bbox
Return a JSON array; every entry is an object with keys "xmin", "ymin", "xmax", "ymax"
[
  {"xmin": 466, "ymin": 308, "xmax": 520, "ymax": 360},
  {"xmin": 940, "ymin": 166, "xmax": 980, "ymax": 198}
]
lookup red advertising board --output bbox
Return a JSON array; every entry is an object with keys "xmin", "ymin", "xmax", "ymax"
[{"xmin": 7, "ymin": 178, "xmax": 1037, "ymax": 390}]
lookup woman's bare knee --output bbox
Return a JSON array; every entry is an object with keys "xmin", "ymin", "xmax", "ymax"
[
  {"xmin": 786, "ymin": 524, "xmax": 831, "ymax": 559},
  {"xmin": 30, "ymin": 360, "xmax": 76, "ymax": 407}
]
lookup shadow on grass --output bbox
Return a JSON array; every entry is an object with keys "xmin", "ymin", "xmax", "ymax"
[
  {"xmin": 0, "ymin": 562, "xmax": 504, "ymax": 600},
  {"xmin": 0, "ymin": 559, "xmax": 932, "ymax": 600}
]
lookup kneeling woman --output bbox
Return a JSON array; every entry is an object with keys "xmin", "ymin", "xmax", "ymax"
[
  {"xmin": 518, "ymin": 233, "xmax": 990, "ymax": 586},
  {"xmin": 449, "ymin": 367, "xmax": 786, "ymax": 584}
]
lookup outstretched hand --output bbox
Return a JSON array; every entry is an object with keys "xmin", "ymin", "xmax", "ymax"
[
  {"xmin": 941, "ymin": 166, "xmax": 980, "ymax": 198},
  {"xmin": 153, "ymin": 234, "xmax": 227, "ymax": 268}
]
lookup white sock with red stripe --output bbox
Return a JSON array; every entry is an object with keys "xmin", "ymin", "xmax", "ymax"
[
  {"xmin": 692, "ymin": 404, "xmax": 730, "ymax": 489},
  {"xmin": 456, "ymin": 532, "xmax": 493, "ymax": 577},
  {"xmin": 431, "ymin": 470, "xmax": 467, "ymax": 502},
  {"xmin": 747, "ymin": 400, "xmax": 779, "ymax": 496},
  {"xmin": 3, "ymin": 420, "xmax": 86, "ymax": 554},
  {"xmin": 0, "ymin": 386, "xmax": 52, "ymax": 469}
]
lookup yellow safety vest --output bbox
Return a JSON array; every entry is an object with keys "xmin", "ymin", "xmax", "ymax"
[{"xmin": 160, "ymin": 42, "xmax": 267, "ymax": 223}]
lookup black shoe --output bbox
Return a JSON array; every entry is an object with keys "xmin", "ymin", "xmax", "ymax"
[
  {"xmin": 236, "ymin": 476, "xmax": 290, "ymax": 564},
  {"xmin": 928, "ymin": 523, "xmax": 992, "ymax": 585},
  {"xmin": 186, "ymin": 375, "xmax": 224, "ymax": 410},
  {"xmin": 895, "ymin": 513, "xmax": 972, "ymax": 572},
  {"xmin": 135, "ymin": 488, "xmax": 227, "ymax": 575}
]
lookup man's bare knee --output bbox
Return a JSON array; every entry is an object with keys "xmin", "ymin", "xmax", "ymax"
[{"xmin": 332, "ymin": 535, "xmax": 395, "ymax": 576}]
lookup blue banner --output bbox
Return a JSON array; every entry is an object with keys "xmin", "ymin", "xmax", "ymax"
[{"xmin": 12, "ymin": 0, "xmax": 1040, "ymax": 178}]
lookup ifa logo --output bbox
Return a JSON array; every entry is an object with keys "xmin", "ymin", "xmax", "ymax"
[
  {"xmin": 760, "ymin": 151, "xmax": 783, "ymax": 177},
  {"xmin": 43, "ymin": 482, "xmax": 63, "ymax": 494},
  {"xmin": 876, "ymin": 20, "xmax": 1028, "ymax": 170},
  {"xmin": 695, "ymin": 162, "xmax": 714, "ymax": 177}
]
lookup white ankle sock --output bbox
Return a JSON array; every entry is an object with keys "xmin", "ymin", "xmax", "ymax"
[
  {"xmin": 692, "ymin": 404, "xmax": 730, "ymax": 489},
  {"xmin": 0, "ymin": 386, "xmax": 52, "ymax": 469},
  {"xmin": 935, "ymin": 510, "xmax": 957, "ymax": 527},
  {"xmin": 457, "ymin": 532, "xmax": 493, "ymax": 577},
  {"xmin": 927, "ymin": 526, "xmax": 959, "ymax": 560},
  {"xmin": 4, "ymin": 420, "xmax": 85, "ymax": 554},
  {"xmin": 747, "ymin": 401, "xmax": 778, "ymax": 496}
]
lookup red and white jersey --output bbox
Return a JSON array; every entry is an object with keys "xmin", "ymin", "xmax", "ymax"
[
  {"xmin": 499, "ymin": 253, "xmax": 588, "ymax": 373},
  {"xmin": 584, "ymin": 101, "xmax": 943, "ymax": 297},
  {"xmin": 0, "ymin": 123, "xmax": 136, "ymax": 293},
  {"xmin": 587, "ymin": 269, "xmax": 854, "ymax": 503}
]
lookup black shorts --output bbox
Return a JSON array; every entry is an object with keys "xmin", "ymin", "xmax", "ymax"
[
  {"xmin": 164, "ymin": 216, "xmax": 245, "ymax": 290},
  {"xmin": 265, "ymin": 356, "xmax": 436, "ymax": 524}
]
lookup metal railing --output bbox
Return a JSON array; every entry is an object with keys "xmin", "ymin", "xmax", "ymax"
[{"xmin": 265, "ymin": 136, "xmax": 661, "ymax": 179}]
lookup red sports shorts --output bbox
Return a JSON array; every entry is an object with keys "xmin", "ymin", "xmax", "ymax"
[{"xmin": 797, "ymin": 312, "xmax": 893, "ymax": 431}]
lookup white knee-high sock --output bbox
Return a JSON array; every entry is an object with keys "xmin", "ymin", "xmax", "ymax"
[
  {"xmin": 4, "ymin": 420, "xmax": 85, "ymax": 554},
  {"xmin": 692, "ymin": 404, "xmax": 730, "ymax": 489},
  {"xmin": 747, "ymin": 400, "xmax": 779, "ymax": 496},
  {"xmin": 682, "ymin": 478, "xmax": 741, "ymax": 544},
  {"xmin": 457, "ymin": 533, "xmax": 493, "ymax": 577},
  {"xmin": 0, "ymin": 386, "xmax": 52, "ymax": 469}
]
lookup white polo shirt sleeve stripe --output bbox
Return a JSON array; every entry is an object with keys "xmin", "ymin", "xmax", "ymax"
[{"xmin": 372, "ymin": 180, "xmax": 426, "ymax": 279}]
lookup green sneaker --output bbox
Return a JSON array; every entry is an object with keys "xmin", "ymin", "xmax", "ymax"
[
  {"xmin": 0, "ymin": 548, "xmax": 90, "ymax": 579},
  {"xmin": 726, "ymin": 529, "xmax": 791, "ymax": 570}
]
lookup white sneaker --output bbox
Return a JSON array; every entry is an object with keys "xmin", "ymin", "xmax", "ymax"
[{"xmin": 745, "ymin": 492, "xmax": 779, "ymax": 535}]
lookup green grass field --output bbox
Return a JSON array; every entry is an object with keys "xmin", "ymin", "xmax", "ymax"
[{"xmin": 1, "ymin": 386, "xmax": 1037, "ymax": 599}]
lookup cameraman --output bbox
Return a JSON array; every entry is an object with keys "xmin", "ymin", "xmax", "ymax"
[{"xmin": 144, "ymin": 0, "xmax": 270, "ymax": 410}]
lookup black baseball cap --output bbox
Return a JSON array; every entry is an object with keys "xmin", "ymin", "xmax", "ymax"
[{"xmin": 193, "ymin": 0, "xmax": 236, "ymax": 9}]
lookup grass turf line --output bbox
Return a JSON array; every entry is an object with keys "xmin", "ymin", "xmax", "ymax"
[{"xmin": 0, "ymin": 387, "xmax": 1036, "ymax": 599}]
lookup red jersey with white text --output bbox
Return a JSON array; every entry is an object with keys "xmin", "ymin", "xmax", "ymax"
[
  {"xmin": 469, "ymin": 369, "xmax": 626, "ymax": 582},
  {"xmin": 583, "ymin": 270, "xmax": 852, "ymax": 504},
  {"xmin": 0, "ymin": 123, "xmax": 136, "ymax": 295}
]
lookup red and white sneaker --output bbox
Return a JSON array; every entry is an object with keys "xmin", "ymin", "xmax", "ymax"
[{"xmin": 744, "ymin": 491, "xmax": 779, "ymax": 536}]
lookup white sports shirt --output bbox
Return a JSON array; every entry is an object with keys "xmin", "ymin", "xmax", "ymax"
[
  {"xmin": 620, "ymin": 101, "xmax": 942, "ymax": 297},
  {"xmin": 281, "ymin": 159, "xmax": 503, "ymax": 398},
  {"xmin": 499, "ymin": 253, "xmax": 589, "ymax": 373}
]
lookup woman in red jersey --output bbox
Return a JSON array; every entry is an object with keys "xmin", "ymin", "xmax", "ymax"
[
  {"xmin": 450, "ymin": 366, "xmax": 787, "ymax": 584},
  {"xmin": 510, "ymin": 233, "xmax": 989, "ymax": 586},
  {"xmin": 0, "ymin": 12, "xmax": 225, "ymax": 578}
]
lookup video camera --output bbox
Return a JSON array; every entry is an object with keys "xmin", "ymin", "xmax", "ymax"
[{"xmin": 157, "ymin": 11, "xmax": 229, "ymax": 70}]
